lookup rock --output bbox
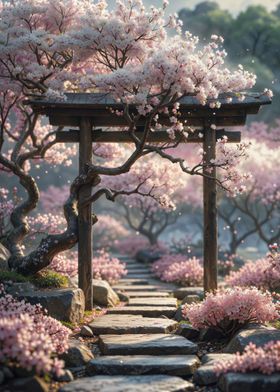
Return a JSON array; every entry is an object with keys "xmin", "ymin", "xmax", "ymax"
[
  {"xmin": 176, "ymin": 324, "xmax": 200, "ymax": 340},
  {"xmin": 0, "ymin": 243, "xmax": 10, "ymax": 271},
  {"xmin": 60, "ymin": 339, "xmax": 94, "ymax": 367},
  {"xmin": 199, "ymin": 327, "xmax": 226, "ymax": 342},
  {"xmin": 173, "ymin": 287, "xmax": 204, "ymax": 300},
  {"xmin": 225, "ymin": 324, "xmax": 280, "ymax": 353},
  {"xmin": 2, "ymin": 367, "xmax": 14, "ymax": 379},
  {"xmin": 5, "ymin": 282, "xmax": 35, "ymax": 296},
  {"xmin": 181, "ymin": 295, "xmax": 201, "ymax": 305},
  {"xmin": 86, "ymin": 355, "xmax": 200, "ymax": 376},
  {"xmin": 174, "ymin": 305, "xmax": 185, "ymax": 321},
  {"xmin": 67, "ymin": 366, "xmax": 86, "ymax": 378},
  {"xmin": 92, "ymin": 279, "xmax": 119, "ymax": 307},
  {"xmin": 80, "ymin": 325, "xmax": 94, "ymax": 337},
  {"xmin": 0, "ymin": 370, "xmax": 4, "ymax": 385},
  {"xmin": 218, "ymin": 372, "xmax": 280, "ymax": 392},
  {"xmin": 99, "ymin": 333, "xmax": 198, "ymax": 355},
  {"xmin": 135, "ymin": 249, "xmax": 164, "ymax": 263},
  {"xmin": 19, "ymin": 288, "xmax": 85, "ymax": 323},
  {"xmin": 115, "ymin": 291, "xmax": 130, "ymax": 302},
  {"xmin": 5, "ymin": 376, "xmax": 48, "ymax": 392},
  {"xmin": 59, "ymin": 375, "xmax": 195, "ymax": 392},
  {"xmin": 107, "ymin": 306, "xmax": 177, "ymax": 318},
  {"xmin": 55, "ymin": 369, "xmax": 74, "ymax": 382},
  {"xmin": 194, "ymin": 354, "xmax": 235, "ymax": 386},
  {"xmin": 89, "ymin": 314, "xmax": 178, "ymax": 335}
]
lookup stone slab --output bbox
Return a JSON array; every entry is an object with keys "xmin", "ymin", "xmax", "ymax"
[
  {"xmin": 99, "ymin": 334, "xmax": 198, "ymax": 355},
  {"xmin": 118, "ymin": 279, "xmax": 150, "ymax": 285},
  {"xmin": 86, "ymin": 355, "xmax": 200, "ymax": 376},
  {"xmin": 89, "ymin": 314, "xmax": 178, "ymax": 334},
  {"xmin": 173, "ymin": 287, "xmax": 204, "ymax": 300},
  {"xmin": 129, "ymin": 297, "xmax": 177, "ymax": 307},
  {"xmin": 193, "ymin": 354, "xmax": 235, "ymax": 386},
  {"xmin": 107, "ymin": 306, "xmax": 176, "ymax": 318},
  {"xmin": 218, "ymin": 373, "xmax": 280, "ymax": 392},
  {"xmin": 113, "ymin": 285, "xmax": 170, "ymax": 292},
  {"xmin": 225, "ymin": 324, "xmax": 280, "ymax": 353},
  {"xmin": 126, "ymin": 291, "xmax": 170, "ymax": 298},
  {"xmin": 59, "ymin": 375, "xmax": 194, "ymax": 392}
]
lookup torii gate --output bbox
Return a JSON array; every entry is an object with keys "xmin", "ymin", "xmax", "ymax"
[{"xmin": 29, "ymin": 93, "xmax": 270, "ymax": 310}]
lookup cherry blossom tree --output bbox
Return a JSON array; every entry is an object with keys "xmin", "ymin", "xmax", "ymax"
[{"xmin": 0, "ymin": 0, "xmax": 267, "ymax": 277}]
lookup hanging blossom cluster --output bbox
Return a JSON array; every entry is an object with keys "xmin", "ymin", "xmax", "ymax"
[
  {"xmin": 0, "ymin": 285, "xmax": 70, "ymax": 376},
  {"xmin": 183, "ymin": 287, "xmax": 279, "ymax": 337},
  {"xmin": 225, "ymin": 246, "xmax": 280, "ymax": 291},
  {"xmin": 50, "ymin": 250, "xmax": 127, "ymax": 284},
  {"xmin": 215, "ymin": 341, "xmax": 280, "ymax": 376},
  {"xmin": 151, "ymin": 255, "xmax": 203, "ymax": 286}
]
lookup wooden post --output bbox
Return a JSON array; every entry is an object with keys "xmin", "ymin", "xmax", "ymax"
[
  {"xmin": 78, "ymin": 117, "xmax": 93, "ymax": 310},
  {"xmin": 203, "ymin": 126, "xmax": 218, "ymax": 293}
]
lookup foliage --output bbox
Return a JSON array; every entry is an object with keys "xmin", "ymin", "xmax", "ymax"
[
  {"xmin": 183, "ymin": 287, "xmax": 279, "ymax": 337},
  {"xmin": 30, "ymin": 270, "xmax": 69, "ymax": 288},
  {"xmin": 0, "ymin": 285, "xmax": 70, "ymax": 376},
  {"xmin": 0, "ymin": 270, "xmax": 29, "ymax": 284},
  {"xmin": 226, "ymin": 247, "xmax": 280, "ymax": 291},
  {"xmin": 215, "ymin": 341, "xmax": 280, "ymax": 375},
  {"xmin": 151, "ymin": 254, "xmax": 203, "ymax": 286}
]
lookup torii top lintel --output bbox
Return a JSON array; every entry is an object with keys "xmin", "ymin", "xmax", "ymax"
[{"xmin": 28, "ymin": 92, "xmax": 270, "ymax": 143}]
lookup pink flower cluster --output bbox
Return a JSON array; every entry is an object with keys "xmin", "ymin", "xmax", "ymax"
[
  {"xmin": 216, "ymin": 341, "xmax": 280, "ymax": 375},
  {"xmin": 0, "ymin": 286, "xmax": 70, "ymax": 376},
  {"xmin": 152, "ymin": 255, "xmax": 203, "ymax": 286},
  {"xmin": 50, "ymin": 250, "xmax": 127, "ymax": 284},
  {"xmin": 226, "ymin": 250, "xmax": 280, "ymax": 291},
  {"xmin": 183, "ymin": 287, "xmax": 279, "ymax": 336}
]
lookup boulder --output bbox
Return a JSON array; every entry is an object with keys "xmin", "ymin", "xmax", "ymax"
[
  {"xmin": 4, "ymin": 376, "xmax": 48, "ymax": 392},
  {"xmin": 61, "ymin": 339, "xmax": 94, "ymax": 367},
  {"xmin": 181, "ymin": 295, "xmax": 200, "ymax": 305},
  {"xmin": 194, "ymin": 353, "xmax": 235, "ymax": 386},
  {"xmin": 176, "ymin": 323, "xmax": 200, "ymax": 340},
  {"xmin": 225, "ymin": 324, "xmax": 280, "ymax": 353},
  {"xmin": 5, "ymin": 282, "xmax": 35, "ymax": 296},
  {"xmin": 0, "ymin": 243, "xmax": 10, "ymax": 271},
  {"xmin": 173, "ymin": 287, "xmax": 204, "ymax": 300},
  {"xmin": 135, "ymin": 249, "xmax": 163, "ymax": 264},
  {"xmin": 19, "ymin": 288, "xmax": 85, "ymax": 323},
  {"xmin": 218, "ymin": 372, "xmax": 280, "ymax": 392},
  {"xmin": 92, "ymin": 279, "xmax": 119, "ymax": 307},
  {"xmin": 199, "ymin": 327, "xmax": 226, "ymax": 342}
]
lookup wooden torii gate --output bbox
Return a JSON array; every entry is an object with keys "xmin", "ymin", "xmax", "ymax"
[{"xmin": 30, "ymin": 93, "xmax": 270, "ymax": 310}]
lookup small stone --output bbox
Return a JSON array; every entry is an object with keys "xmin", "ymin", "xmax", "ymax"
[
  {"xmin": 19, "ymin": 288, "xmax": 85, "ymax": 323},
  {"xmin": 55, "ymin": 370, "xmax": 74, "ymax": 382},
  {"xmin": 6, "ymin": 376, "xmax": 48, "ymax": 392},
  {"xmin": 199, "ymin": 327, "xmax": 226, "ymax": 342},
  {"xmin": 218, "ymin": 372, "xmax": 280, "ymax": 392},
  {"xmin": 92, "ymin": 279, "xmax": 119, "ymax": 307},
  {"xmin": 194, "ymin": 354, "xmax": 235, "ymax": 386},
  {"xmin": 60, "ymin": 339, "xmax": 94, "ymax": 367},
  {"xmin": 174, "ymin": 305, "xmax": 185, "ymax": 321},
  {"xmin": 225, "ymin": 324, "xmax": 280, "ymax": 353},
  {"xmin": 115, "ymin": 291, "xmax": 130, "ymax": 302},
  {"xmin": 173, "ymin": 287, "xmax": 204, "ymax": 300},
  {"xmin": 181, "ymin": 295, "xmax": 201, "ymax": 305},
  {"xmin": 59, "ymin": 375, "xmax": 195, "ymax": 392},
  {"xmin": 176, "ymin": 324, "xmax": 200, "ymax": 340},
  {"xmin": 80, "ymin": 325, "xmax": 94, "ymax": 337}
]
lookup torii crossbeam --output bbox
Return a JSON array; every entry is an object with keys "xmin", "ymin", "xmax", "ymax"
[{"xmin": 29, "ymin": 93, "xmax": 270, "ymax": 310}]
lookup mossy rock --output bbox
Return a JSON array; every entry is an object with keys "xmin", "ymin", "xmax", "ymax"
[
  {"xmin": 0, "ymin": 270, "xmax": 29, "ymax": 284},
  {"xmin": 30, "ymin": 270, "xmax": 69, "ymax": 289}
]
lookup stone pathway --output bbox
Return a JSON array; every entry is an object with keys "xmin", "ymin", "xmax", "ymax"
[{"xmin": 60, "ymin": 256, "xmax": 200, "ymax": 391}]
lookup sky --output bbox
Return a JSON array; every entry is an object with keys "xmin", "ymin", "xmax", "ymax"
[{"xmin": 107, "ymin": 0, "xmax": 279, "ymax": 15}]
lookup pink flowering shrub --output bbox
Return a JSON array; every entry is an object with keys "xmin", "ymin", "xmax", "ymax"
[
  {"xmin": 50, "ymin": 250, "xmax": 127, "ymax": 284},
  {"xmin": 0, "ymin": 286, "xmax": 70, "ymax": 376},
  {"xmin": 183, "ymin": 287, "xmax": 279, "ymax": 337},
  {"xmin": 152, "ymin": 255, "xmax": 203, "ymax": 286},
  {"xmin": 216, "ymin": 341, "xmax": 280, "ymax": 375},
  {"xmin": 225, "ymin": 248, "xmax": 280, "ymax": 291}
]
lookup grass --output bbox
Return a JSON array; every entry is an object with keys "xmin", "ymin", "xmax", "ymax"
[{"xmin": 0, "ymin": 269, "xmax": 68, "ymax": 289}]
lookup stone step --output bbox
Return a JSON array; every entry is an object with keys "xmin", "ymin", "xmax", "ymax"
[
  {"xmin": 126, "ymin": 269, "xmax": 151, "ymax": 274},
  {"xmin": 59, "ymin": 375, "xmax": 194, "ymax": 392},
  {"xmin": 99, "ymin": 334, "xmax": 198, "ymax": 355},
  {"xmin": 126, "ymin": 274, "xmax": 154, "ymax": 280},
  {"xmin": 128, "ymin": 297, "xmax": 177, "ymax": 307},
  {"xmin": 107, "ymin": 306, "xmax": 176, "ymax": 318},
  {"xmin": 89, "ymin": 314, "xmax": 178, "ymax": 335},
  {"xmin": 113, "ymin": 285, "xmax": 170, "ymax": 292},
  {"xmin": 86, "ymin": 355, "xmax": 200, "ymax": 377},
  {"xmin": 118, "ymin": 278, "xmax": 150, "ymax": 285},
  {"xmin": 125, "ymin": 291, "xmax": 170, "ymax": 298}
]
